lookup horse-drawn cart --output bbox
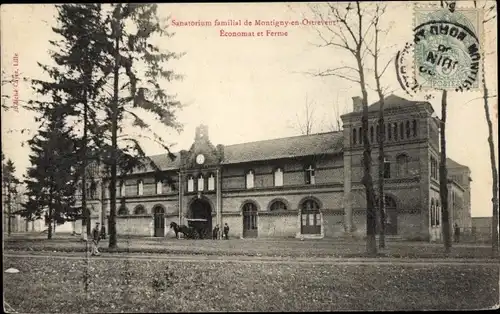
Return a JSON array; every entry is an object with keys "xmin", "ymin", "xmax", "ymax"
[{"xmin": 186, "ymin": 218, "xmax": 210, "ymax": 239}]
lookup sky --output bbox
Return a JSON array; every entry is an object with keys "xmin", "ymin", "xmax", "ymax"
[{"xmin": 1, "ymin": 2, "xmax": 498, "ymax": 217}]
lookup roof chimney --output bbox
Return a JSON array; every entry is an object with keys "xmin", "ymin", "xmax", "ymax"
[{"xmin": 352, "ymin": 96, "xmax": 363, "ymax": 113}]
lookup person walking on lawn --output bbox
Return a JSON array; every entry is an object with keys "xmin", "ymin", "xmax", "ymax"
[{"xmin": 91, "ymin": 222, "xmax": 101, "ymax": 256}]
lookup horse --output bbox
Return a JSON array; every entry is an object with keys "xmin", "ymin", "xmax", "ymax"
[{"xmin": 169, "ymin": 222, "xmax": 199, "ymax": 239}]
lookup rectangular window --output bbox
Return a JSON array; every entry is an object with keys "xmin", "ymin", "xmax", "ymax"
[
  {"xmin": 274, "ymin": 169, "xmax": 283, "ymax": 187},
  {"xmin": 384, "ymin": 162, "xmax": 391, "ymax": 178},
  {"xmin": 246, "ymin": 171, "xmax": 254, "ymax": 189},
  {"xmin": 301, "ymin": 215, "xmax": 307, "ymax": 226},
  {"xmin": 187, "ymin": 177, "xmax": 194, "ymax": 192},
  {"xmin": 156, "ymin": 181, "xmax": 162, "ymax": 194},
  {"xmin": 197, "ymin": 177, "xmax": 204, "ymax": 191},
  {"xmin": 208, "ymin": 175, "xmax": 215, "ymax": 191}
]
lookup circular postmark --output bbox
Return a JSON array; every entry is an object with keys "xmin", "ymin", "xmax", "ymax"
[{"xmin": 397, "ymin": 8, "xmax": 482, "ymax": 93}]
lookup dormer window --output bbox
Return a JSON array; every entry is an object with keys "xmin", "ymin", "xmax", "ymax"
[
  {"xmin": 187, "ymin": 176, "xmax": 194, "ymax": 192},
  {"xmin": 208, "ymin": 173, "xmax": 215, "ymax": 191},
  {"xmin": 246, "ymin": 170, "xmax": 254, "ymax": 189},
  {"xmin": 274, "ymin": 168, "xmax": 283, "ymax": 187},
  {"xmin": 197, "ymin": 174, "xmax": 204, "ymax": 191},
  {"xmin": 305, "ymin": 165, "xmax": 315, "ymax": 185}
]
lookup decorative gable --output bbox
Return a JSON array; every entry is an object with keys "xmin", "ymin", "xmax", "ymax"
[{"xmin": 181, "ymin": 124, "xmax": 223, "ymax": 169}]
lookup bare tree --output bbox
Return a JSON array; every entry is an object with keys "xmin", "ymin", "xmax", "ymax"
[
  {"xmin": 308, "ymin": 1, "xmax": 378, "ymax": 255},
  {"xmin": 474, "ymin": 0, "xmax": 498, "ymax": 255},
  {"xmin": 365, "ymin": 4, "xmax": 393, "ymax": 249},
  {"xmin": 295, "ymin": 94, "xmax": 316, "ymax": 135}
]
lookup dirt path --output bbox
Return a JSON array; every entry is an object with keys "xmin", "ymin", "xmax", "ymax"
[{"xmin": 4, "ymin": 251, "xmax": 499, "ymax": 266}]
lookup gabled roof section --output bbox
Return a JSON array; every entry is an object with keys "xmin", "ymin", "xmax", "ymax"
[{"xmin": 222, "ymin": 131, "xmax": 344, "ymax": 164}]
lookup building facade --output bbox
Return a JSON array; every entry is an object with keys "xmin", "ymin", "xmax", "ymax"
[{"xmin": 76, "ymin": 95, "xmax": 472, "ymax": 241}]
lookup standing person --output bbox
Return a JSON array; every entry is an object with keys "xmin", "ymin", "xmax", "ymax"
[
  {"xmin": 223, "ymin": 223, "xmax": 230, "ymax": 240},
  {"xmin": 212, "ymin": 224, "xmax": 220, "ymax": 240},
  {"xmin": 454, "ymin": 222, "xmax": 460, "ymax": 243},
  {"xmin": 91, "ymin": 222, "xmax": 101, "ymax": 256}
]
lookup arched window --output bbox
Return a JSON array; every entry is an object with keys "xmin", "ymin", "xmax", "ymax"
[
  {"xmin": 305, "ymin": 165, "xmax": 315, "ymax": 185},
  {"xmin": 387, "ymin": 123, "xmax": 392, "ymax": 141},
  {"xmin": 406, "ymin": 120, "xmax": 411, "ymax": 138},
  {"xmin": 270, "ymin": 200, "xmax": 287, "ymax": 211},
  {"xmin": 246, "ymin": 170, "xmax": 254, "ymax": 189},
  {"xmin": 359, "ymin": 127, "xmax": 363, "ymax": 144},
  {"xmin": 156, "ymin": 180, "xmax": 163, "ymax": 194},
  {"xmin": 400, "ymin": 122, "xmax": 404, "ymax": 140},
  {"xmin": 187, "ymin": 176, "xmax": 194, "ymax": 192},
  {"xmin": 118, "ymin": 205, "xmax": 128, "ymax": 215},
  {"xmin": 396, "ymin": 154, "xmax": 409, "ymax": 177},
  {"xmin": 376, "ymin": 124, "xmax": 380, "ymax": 143},
  {"xmin": 302, "ymin": 199, "xmax": 320, "ymax": 211},
  {"xmin": 274, "ymin": 168, "xmax": 283, "ymax": 187},
  {"xmin": 134, "ymin": 205, "xmax": 146, "ymax": 215},
  {"xmin": 412, "ymin": 120, "xmax": 418, "ymax": 137},
  {"xmin": 197, "ymin": 174, "xmax": 204, "ymax": 191},
  {"xmin": 137, "ymin": 180, "xmax": 143, "ymax": 196},
  {"xmin": 353, "ymin": 128, "xmax": 357, "ymax": 145},
  {"xmin": 370, "ymin": 126, "xmax": 374, "ymax": 143},
  {"xmin": 393, "ymin": 123, "xmax": 398, "ymax": 141},
  {"xmin": 208, "ymin": 173, "xmax": 215, "ymax": 191}
]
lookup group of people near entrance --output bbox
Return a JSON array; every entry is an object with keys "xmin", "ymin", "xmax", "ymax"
[
  {"xmin": 88, "ymin": 221, "xmax": 230, "ymax": 256},
  {"xmin": 212, "ymin": 223, "xmax": 230, "ymax": 240}
]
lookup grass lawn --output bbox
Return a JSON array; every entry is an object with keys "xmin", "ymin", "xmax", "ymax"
[
  {"xmin": 4, "ymin": 235, "xmax": 497, "ymax": 259},
  {"xmin": 3, "ymin": 256, "xmax": 499, "ymax": 312}
]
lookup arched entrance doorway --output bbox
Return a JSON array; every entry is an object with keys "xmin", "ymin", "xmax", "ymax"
[
  {"xmin": 188, "ymin": 198, "xmax": 212, "ymax": 239},
  {"xmin": 300, "ymin": 199, "xmax": 321, "ymax": 235},
  {"xmin": 242, "ymin": 202, "xmax": 258, "ymax": 238},
  {"xmin": 153, "ymin": 205, "xmax": 165, "ymax": 237},
  {"xmin": 375, "ymin": 195, "xmax": 398, "ymax": 235}
]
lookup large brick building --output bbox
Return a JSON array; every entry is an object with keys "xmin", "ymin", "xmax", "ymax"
[{"xmin": 78, "ymin": 94, "xmax": 472, "ymax": 241}]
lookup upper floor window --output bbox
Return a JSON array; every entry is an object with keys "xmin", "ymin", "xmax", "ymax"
[
  {"xmin": 137, "ymin": 180, "xmax": 144, "ymax": 196},
  {"xmin": 197, "ymin": 174, "xmax": 204, "ymax": 191},
  {"xmin": 208, "ymin": 173, "xmax": 215, "ymax": 191},
  {"xmin": 359, "ymin": 127, "xmax": 363, "ymax": 144},
  {"xmin": 119, "ymin": 180, "xmax": 126, "ymax": 197},
  {"xmin": 305, "ymin": 165, "xmax": 315, "ymax": 185},
  {"xmin": 187, "ymin": 176, "xmax": 194, "ymax": 192},
  {"xmin": 393, "ymin": 123, "xmax": 398, "ymax": 141},
  {"xmin": 396, "ymin": 154, "xmax": 409, "ymax": 177},
  {"xmin": 353, "ymin": 128, "xmax": 357, "ymax": 145},
  {"xmin": 400, "ymin": 122, "xmax": 404, "ymax": 140},
  {"xmin": 376, "ymin": 124, "xmax": 380, "ymax": 143},
  {"xmin": 412, "ymin": 119, "xmax": 418, "ymax": 137},
  {"xmin": 156, "ymin": 180, "xmax": 163, "ymax": 194},
  {"xmin": 370, "ymin": 126, "xmax": 374, "ymax": 143},
  {"xmin": 406, "ymin": 121, "xmax": 411, "ymax": 138},
  {"xmin": 383, "ymin": 156, "xmax": 391, "ymax": 178},
  {"xmin": 387, "ymin": 123, "xmax": 392, "ymax": 141},
  {"xmin": 274, "ymin": 168, "xmax": 283, "ymax": 187},
  {"xmin": 246, "ymin": 170, "xmax": 255, "ymax": 189}
]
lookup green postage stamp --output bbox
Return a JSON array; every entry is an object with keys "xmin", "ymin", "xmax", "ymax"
[{"xmin": 413, "ymin": 6, "xmax": 483, "ymax": 92}]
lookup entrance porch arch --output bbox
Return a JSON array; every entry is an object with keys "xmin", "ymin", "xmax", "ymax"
[{"xmin": 187, "ymin": 196, "xmax": 213, "ymax": 239}]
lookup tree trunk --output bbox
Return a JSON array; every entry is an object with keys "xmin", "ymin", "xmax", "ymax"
[
  {"xmin": 439, "ymin": 90, "xmax": 451, "ymax": 253},
  {"xmin": 377, "ymin": 97, "xmax": 386, "ymax": 249},
  {"xmin": 81, "ymin": 88, "xmax": 88, "ymax": 241},
  {"xmin": 482, "ymin": 79, "xmax": 499, "ymax": 255},
  {"xmin": 108, "ymin": 15, "xmax": 120, "ymax": 249},
  {"xmin": 7, "ymin": 185, "xmax": 11, "ymax": 236},
  {"xmin": 47, "ymin": 208, "xmax": 53, "ymax": 240},
  {"xmin": 357, "ymin": 54, "xmax": 377, "ymax": 256}
]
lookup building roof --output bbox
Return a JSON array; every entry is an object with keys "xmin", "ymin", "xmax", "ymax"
[
  {"xmin": 367, "ymin": 94, "xmax": 424, "ymax": 112},
  {"xmin": 446, "ymin": 158, "xmax": 468, "ymax": 169},
  {"xmin": 222, "ymin": 131, "xmax": 344, "ymax": 164}
]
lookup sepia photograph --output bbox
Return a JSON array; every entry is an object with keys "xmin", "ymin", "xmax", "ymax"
[{"xmin": 1, "ymin": 1, "xmax": 499, "ymax": 312}]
